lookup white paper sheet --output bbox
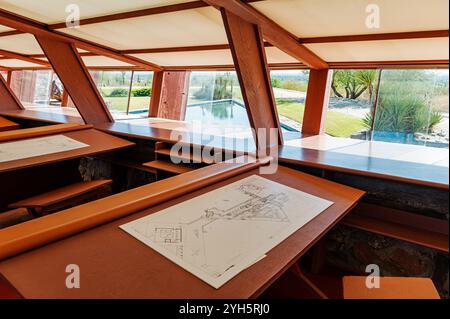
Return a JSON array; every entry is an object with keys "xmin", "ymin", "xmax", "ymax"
[
  {"xmin": 120, "ymin": 175, "xmax": 334, "ymax": 289},
  {"xmin": 0, "ymin": 135, "xmax": 89, "ymax": 163}
]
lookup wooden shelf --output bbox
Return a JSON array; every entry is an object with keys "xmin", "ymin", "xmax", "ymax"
[
  {"xmin": 155, "ymin": 148, "xmax": 208, "ymax": 164},
  {"xmin": 341, "ymin": 214, "xmax": 449, "ymax": 253},
  {"xmin": 143, "ymin": 160, "xmax": 195, "ymax": 175},
  {"xmin": 9, "ymin": 180, "xmax": 113, "ymax": 210}
]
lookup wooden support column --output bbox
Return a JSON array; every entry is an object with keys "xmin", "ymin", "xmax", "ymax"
[
  {"xmin": 6, "ymin": 70, "xmax": 12, "ymax": 86},
  {"xmin": 35, "ymin": 36, "xmax": 113, "ymax": 124},
  {"xmin": 149, "ymin": 71, "xmax": 190, "ymax": 120},
  {"xmin": 0, "ymin": 73, "xmax": 24, "ymax": 111},
  {"xmin": 302, "ymin": 69, "xmax": 333, "ymax": 135},
  {"xmin": 222, "ymin": 9, "xmax": 283, "ymax": 148}
]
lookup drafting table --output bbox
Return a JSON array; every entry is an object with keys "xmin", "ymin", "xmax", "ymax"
[
  {"xmin": 0, "ymin": 124, "xmax": 134, "ymax": 174},
  {"xmin": 0, "ymin": 160, "xmax": 364, "ymax": 298}
]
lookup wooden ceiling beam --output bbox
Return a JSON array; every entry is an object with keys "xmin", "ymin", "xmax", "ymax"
[
  {"xmin": 203, "ymin": 0, "xmax": 328, "ymax": 69},
  {"xmin": 301, "ymin": 30, "xmax": 450, "ymax": 44},
  {"xmin": 0, "ymin": 9, "xmax": 163, "ymax": 71},
  {"xmin": 221, "ymin": 8, "xmax": 283, "ymax": 147},
  {"xmin": 35, "ymin": 35, "xmax": 113, "ymax": 124},
  {"xmin": 0, "ymin": 48, "xmax": 50, "ymax": 66}
]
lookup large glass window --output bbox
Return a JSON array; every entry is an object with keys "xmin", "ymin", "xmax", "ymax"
[
  {"xmin": 129, "ymin": 71, "xmax": 153, "ymax": 115},
  {"xmin": 89, "ymin": 70, "xmax": 153, "ymax": 118},
  {"xmin": 185, "ymin": 71, "xmax": 250, "ymax": 129},
  {"xmin": 324, "ymin": 68, "xmax": 448, "ymax": 149},
  {"xmin": 372, "ymin": 69, "xmax": 449, "ymax": 148},
  {"xmin": 90, "ymin": 70, "xmax": 132, "ymax": 117},
  {"xmin": 326, "ymin": 69, "xmax": 379, "ymax": 138},
  {"xmin": 10, "ymin": 70, "xmax": 61, "ymax": 106},
  {"xmin": 271, "ymin": 70, "xmax": 309, "ymax": 140}
]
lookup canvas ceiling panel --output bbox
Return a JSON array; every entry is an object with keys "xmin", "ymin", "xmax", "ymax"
[
  {"xmin": 58, "ymin": 7, "xmax": 227, "ymax": 50},
  {"xmin": 306, "ymin": 38, "xmax": 450, "ymax": 62},
  {"xmin": 81, "ymin": 56, "xmax": 133, "ymax": 67},
  {"xmin": 252, "ymin": 0, "xmax": 449, "ymax": 38},
  {"xmin": 0, "ymin": 34, "xmax": 43, "ymax": 55},
  {"xmin": 265, "ymin": 47, "xmax": 299, "ymax": 63},
  {"xmin": 0, "ymin": 58, "xmax": 42, "ymax": 68},
  {"xmin": 0, "ymin": 0, "xmax": 198, "ymax": 24},
  {"xmin": 0, "ymin": 26, "xmax": 14, "ymax": 33},
  {"xmin": 131, "ymin": 49, "xmax": 234, "ymax": 66}
]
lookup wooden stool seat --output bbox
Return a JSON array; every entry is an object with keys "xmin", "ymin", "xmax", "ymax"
[
  {"xmin": 0, "ymin": 208, "xmax": 32, "ymax": 229},
  {"xmin": 9, "ymin": 180, "xmax": 113, "ymax": 215},
  {"xmin": 343, "ymin": 276, "xmax": 441, "ymax": 299}
]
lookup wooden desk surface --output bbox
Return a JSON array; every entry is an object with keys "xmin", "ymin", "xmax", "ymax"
[
  {"xmin": 0, "ymin": 116, "xmax": 19, "ymax": 132},
  {"xmin": 0, "ymin": 128, "xmax": 134, "ymax": 173},
  {"xmin": 0, "ymin": 109, "xmax": 84, "ymax": 125},
  {"xmin": 96, "ymin": 120, "xmax": 257, "ymax": 154},
  {"xmin": 0, "ymin": 166, "xmax": 364, "ymax": 299},
  {"xmin": 279, "ymin": 144, "xmax": 449, "ymax": 189}
]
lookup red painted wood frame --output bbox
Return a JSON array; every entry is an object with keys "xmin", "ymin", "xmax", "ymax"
[
  {"xmin": 302, "ymin": 69, "xmax": 333, "ymax": 135},
  {"xmin": 35, "ymin": 36, "xmax": 113, "ymax": 124},
  {"xmin": 204, "ymin": 0, "xmax": 328, "ymax": 70},
  {"xmin": 149, "ymin": 71, "xmax": 190, "ymax": 120},
  {"xmin": 222, "ymin": 8, "xmax": 283, "ymax": 148},
  {"xmin": 0, "ymin": 72, "xmax": 24, "ymax": 111}
]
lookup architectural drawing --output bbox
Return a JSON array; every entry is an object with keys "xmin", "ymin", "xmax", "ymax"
[
  {"xmin": 121, "ymin": 175, "xmax": 334, "ymax": 289},
  {"xmin": 0, "ymin": 135, "xmax": 89, "ymax": 163}
]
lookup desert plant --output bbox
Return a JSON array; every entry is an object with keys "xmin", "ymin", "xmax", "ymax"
[
  {"xmin": 363, "ymin": 88, "xmax": 443, "ymax": 133},
  {"xmin": 332, "ymin": 70, "xmax": 377, "ymax": 100}
]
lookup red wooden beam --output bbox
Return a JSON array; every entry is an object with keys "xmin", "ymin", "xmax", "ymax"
[
  {"xmin": 35, "ymin": 36, "xmax": 113, "ymax": 124},
  {"xmin": 0, "ymin": 49, "xmax": 50, "ymax": 67},
  {"xmin": 302, "ymin": 69, "xmax": 333, "ymax": 135},
  {"xmin": 222, "ymin": 8, "xmax": 283, "ymax": 148},
  {"xmin": 0, "ymin": 73, "xmax": 24, "ymax": 111},
  {"xmin": 204, "ymin": 0, "xmax": 328, "ymax": 69},
  {"xmin": 149, "ymin": 71, "xmax": 190, "ymax": 120}
]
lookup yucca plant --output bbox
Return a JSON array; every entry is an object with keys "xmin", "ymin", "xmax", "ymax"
[{"xmin": 363, "ymin": 87, "xmax": 444, "ymax": 134}]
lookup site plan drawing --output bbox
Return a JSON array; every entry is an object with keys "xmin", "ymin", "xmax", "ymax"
[
  {"xmin": 120, "ymin": 175, "xmax": 334, "ymax": 289},
  {"xmin": 0, "ymin": 135, "xmax": 89, "ymax": 163}
]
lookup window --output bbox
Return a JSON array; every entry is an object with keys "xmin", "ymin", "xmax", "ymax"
[
  {"xmin": 185, "ymin": 71, "xmax": 250, "ymax": 130},
  {"xmin": 0, "ymin": 71, "xmax": 7, "ymax": 81},
  {"xmin": 325, "ymin": 69, "xmax": 380, "ymax": 138},
  {"xmin": 129, "ymin": 71, "xmax": 153, "ymax": 115},
  {"xmin": 10, "ymin": 70, "xmax": 61, "ymax": 106},
  {"xmin": 372, "ymin": 69, "xmax": 448, "ymax": 149},
  {"xmin": 89, "ymin": 70, "xmax": 153, "ymax": 118},
  {"xmin": 325, "ymin": 69, "xmax": 449, "ymax": 149},
  {"xmin": 270, "ymin": 70, "xmax": 309, "ymax": 140},
  {"xmin": 90, "ymin": 70, "xmax": 132, "ymax": 117}
]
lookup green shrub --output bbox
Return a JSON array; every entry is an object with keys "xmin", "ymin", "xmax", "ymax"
[
  {"xmin": 108, "ymin": 88, "xmax": 129, "ymax": 97},
  {"xmin": 363, "ymin": 86, "xmax": 443, "ymax": 133},
  {"xmin": 132, "ymin": 88, "xmax": 152, "ymax": 97}
]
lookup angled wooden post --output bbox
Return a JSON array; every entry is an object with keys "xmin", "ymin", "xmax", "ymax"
[
  {"xmin": 35, "ymin": 36, "xmax": 113, "ymax": 124},
  {"xmin": 221, "ymin": 8, "xmax": 283, "ymax": 148},
  {"xmin": 6, "ymin": 71, "xmax": 12, "ymax": 86},
  {"xmin": 302, "ymin": 69, "xmax": 333, "ymax": 135},
  {"xmin": 0, "ymin": 73, "xmax": 24, "ymax": 111},
  {"xmin": 149, "ymin": 71, "xmax": 190, "ymax": 120}
]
